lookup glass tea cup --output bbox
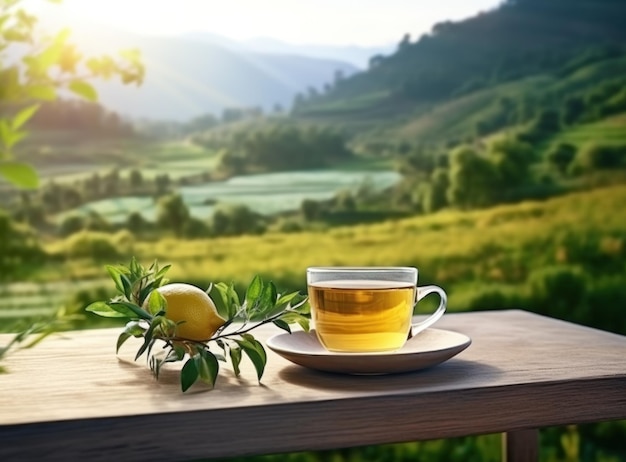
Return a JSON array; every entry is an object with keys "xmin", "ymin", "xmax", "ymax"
[{"xmin": 307, "ymin": 267, "xmax": 447, "ymax": 353}]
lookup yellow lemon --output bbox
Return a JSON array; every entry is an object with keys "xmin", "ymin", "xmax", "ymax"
[{"xmin": 155, "ymin": 283, "xmax": 226, "ymax": 341}]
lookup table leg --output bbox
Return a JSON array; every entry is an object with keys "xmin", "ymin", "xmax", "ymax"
[{"xmin": 502, "ymin": 429, "xmax": 539, "ymax": 462}]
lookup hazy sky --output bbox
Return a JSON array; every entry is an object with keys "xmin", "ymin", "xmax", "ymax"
[{"xmin": 28, "ymin": 0, "xmax": 501, "ymax": 46}]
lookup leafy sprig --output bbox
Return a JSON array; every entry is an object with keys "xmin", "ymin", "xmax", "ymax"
[{"xmin": 86, "ymin": 258, "xmax": 310, "ymax": 391}]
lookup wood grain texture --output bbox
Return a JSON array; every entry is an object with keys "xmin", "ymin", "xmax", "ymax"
[{"xmin": 1, "ymin": 310, "xmax": 626, "ymax": 461}]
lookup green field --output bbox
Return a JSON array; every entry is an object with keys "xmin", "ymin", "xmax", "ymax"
[
  {"xmin": 22, "ymin": 138, "xmax": 221, "ymax": 184},
  {"xmin": 55, "ymin": 168, "xmax": 401, "ymax": 223},
  {"xmin": 4, "ymin": 184, "xmax": 625, "ymax": 334}
]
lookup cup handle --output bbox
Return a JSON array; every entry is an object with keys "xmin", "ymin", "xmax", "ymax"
[{"xmin": 410, "ymin": 285, "xmax": 447, "ymax": 338}]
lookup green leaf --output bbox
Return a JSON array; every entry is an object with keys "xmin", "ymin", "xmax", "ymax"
[
  {"xmin": 229, "ymin": 345, "xmax": 242, "ymax": 377},
  {"xmin": 1, "ymin": 129, "xmax": 27, "ymax": 151},
  {"xmin": 109, "ymin": 301, "xmax": 152, "ymax": 320},
  {"xmin": 85, "ymin": 301, "xmax": 128, "ymax": 318},
  {"xmin": 279, "ymin": 312, "xmax": 310, "ymax": 332},
  {"xmin": 154, "ymin": 264, "xmax": 171, "ymax": 282},
  {"xmin": 25, "ymin": 85, "xmax": 56, "ymax": 101},
  {"xmin": 245, "ymin": 275, "xmax": 263, "ymax": 308},
  {"xmin": 272, "ymin": 319, "xmax": 291, "ymax": 333},
  {"xmin": 256, "ymin": 281, "xmax": 278, "ymax": 317},
  {"xmin": 147, "ymin": 289, "xmax": 167, "ymax": 316},
  {"xmin": 172, "ymin": 344, "xmax": 186, "ymax": 360},
  {"xmin": 120, "ymin": 273, "xmax": 132, "ymax": 299},
  {"xmin": 105, "ymin": 265, "xmax": 126, "ymax": 294},
  {"xmin": 194, "ymin": 350, "xmax": 219, "ymax": 388},
  {"xmin": 12, "ymin": 104, "xmax": 40, "ymax": 130},
  {"xmin": 181, "ymin": 357, "xmax": 198, "ymax": 392},
  {"xmin": 209, "ymin": 282, "xmax": 231, "ymax": 320},
  {"xmin": 236, "ymin": 335, "xmax": 267, "ymax": 381},
  {"xmin": 134, "ymin": 319, "xmax": 157, "ymax": 361},
  {"xmin": 227, "ymin": 283, "xmax": 240, "ymax": 318},
  {"xmin": 276, "ymin": 291, "xmax": 303, "ymax": 307},
  {"xmin": 68, "ymin": 80, "xmax": 98, "ymax": 102},
  {"xmin": 0, "ymin": 161, "xmax": 38, "ymax": 188},
  {"xmin": 116, "ymin": 332, "xmax": 131, "ymax": 353},
  {"xmin": 125, "ymin": 320, "xmax": 146, "ymax": 336}
]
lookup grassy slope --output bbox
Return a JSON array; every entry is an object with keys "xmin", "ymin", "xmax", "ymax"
[
  {"xmin": 18, "ymin": 134, "xmax": 220, "ymax": 183},
  {"xmin": 306, "ymin": 56, "xmax": 626, "ymax": 147},
  {"xmin": 548, "ymin": 113, "xmax": 626, "ymax": 148}
]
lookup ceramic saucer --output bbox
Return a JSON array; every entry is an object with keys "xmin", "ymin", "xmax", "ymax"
[{"xmin": 266, "ymin": 328, "xmax": 471, "ymax": 375}]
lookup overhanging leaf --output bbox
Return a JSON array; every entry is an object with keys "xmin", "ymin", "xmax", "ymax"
[
  {"xmin": 0, "ymin": 162, "xmax": 38, "ymax": 188},
  {"xmin": 25, "ymin": 85, "xmax": 56, "ymax": 101},
  {"xmin": 12, "ymin": 104, "xmax": 40, "ymax": 130},
  {"xmin": 68, "ymin": 80, "xmax": 98, "ymax": 102}
]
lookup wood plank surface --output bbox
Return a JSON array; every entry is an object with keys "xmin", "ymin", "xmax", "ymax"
[{"xmin": 1, "ymin": 310, "xmax": 625, "ymax": 461}]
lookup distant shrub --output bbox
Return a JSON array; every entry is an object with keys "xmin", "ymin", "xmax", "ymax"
[
  {"xmin": 546, "ymin": 143, "xmax": 577, "ymax": 174},
  {"xmin": 182, "ymin": 217, "xmax": 210, "ymax": 239},
  {"xmin": 460, "ymin": 285, "xmax": 527, "ymax": 311},
  {"xmin": 527, "ymin": 265, "xmax": 588, "ymax": 320},
  {"xmin": 574, "ymin": 143, "xmax": 626, "ymax": 172},
  {"xmin": 112, "ymin": 229, "xmax": 135, "ymax": 255},
  {"xmin": 59, "ymin": 214, "xmax": 86, "ymax": 237},
  {"xmin": 63, "ymin": 231, "xmax": 121, "ymax": 260},
  {"xmin": 211, "ymin": 204, "xmax": 265, "ymax": 237},
  {"xmin": 275, "ymin": 218, "xmax": 304, "ymax": 233}
]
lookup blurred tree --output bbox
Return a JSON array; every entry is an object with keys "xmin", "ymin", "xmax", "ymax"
[
  {"xmin": 58, "ymin": 214, "xmax": 85, "ymax": 237},
  {"xmin": 129, "ymin": 169, "xmax": 143, "ymax": 191},
  {"xmin": 574, "ymin": 144, "xmax": 626, "ymax": 171},
  {"xmin": 301, "ymin": 199, "xmax": 322, "ymax": 222},
  {"xmin": 447, "ymin": 146, "xmax": 497, "ymax": 209},
  {"xmin": 126, "ymin": 211, "xmax": 148, "ymax": 234},
  {"xmin": 211, "ymin": 204, "xmax": 264, "ymax": 236},
  {"xmin": 368, "ymin": 54, "xmax": 385, "ymax": 69},
  {"xmin": 0, "ymin": 0, "xmax": 144, "ymax": 189},
  {"xmin": 423, "ymin": 168, "xmax": 449, "ymax": 213},
  {"xmin": 0, "ymin": 210, "xmax": 43, "ymax": 280},
  {"xmin": 333, "ymin": 69, "xmax": 345, "ymax": 87},
  {"xmin": 397, "ymin": 33, "xmax": 411, "ymax": 52},
  {"xmin": 489, "ymin": 138, "xmax": 534, "ymax": 190},
  {"xmin": 547, "ymin": 143, "xmax": 577, "ymax": 174},
  {"xmin": 562, "ymin": 96, "xmax": 585, "ymax": 125},
  {"xmin": 154, "ymin": 173, "xmax": 171, "ymax": 196},
  {"xmin": 156, "ymin": 193, "xmax": 190, "ymax": 237}
]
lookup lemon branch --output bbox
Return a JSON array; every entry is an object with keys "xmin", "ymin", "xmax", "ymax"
[{"xmin": 86, "ymin": 259, "xmax": 310, "ymax": 392}]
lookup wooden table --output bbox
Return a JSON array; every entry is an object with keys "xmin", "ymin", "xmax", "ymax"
[{"xmin": 1, "ymin": 310, "xmax": 626, "ymax": 462}]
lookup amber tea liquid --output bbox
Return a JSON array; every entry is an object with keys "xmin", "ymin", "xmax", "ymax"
[{"xmin": 308, "ymin": 279, "xmax": 415, "ymax": 352}]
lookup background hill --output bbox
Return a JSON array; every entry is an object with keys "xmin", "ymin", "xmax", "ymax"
[
  {"xmin": 95, "ymin": 36, "xmax": 358, "ymax": 121},
  {"xmin": 180, "ymin": 33, "xmax": 394, "ymax": 69},
  {"xmin": 294, "ymin": 0, "xmax": 626, "ymax": 143},
  {"xmin": 32, "ymin": 19, "xmax": 360, "ymax": 121}
]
